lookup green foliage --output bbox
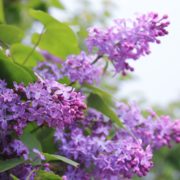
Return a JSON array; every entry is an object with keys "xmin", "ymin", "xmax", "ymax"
[
  {"xmin": 44, "ymin": 153, "xmax": 79, "ymax": 167},
  {"xmin": 0, "ymin": 158, "xmax": 24, "ymax": 173},
  {"xmin": 87, "ymin": 93, "xmax": 124, "ymax": 128},
  {"xmin": 30, "ymin": 9, "xmax": 80, "ymax": 59},
  {"xmin": 83, "ymin": 84, "xmax": 114, "ymax": 105},
  {"xmin": 35, "ymin": 170, "xmax": 62, "ymax": 180},
  {"xmin": 10, "ymin": 174, "xmax": 20, "ymax": 180},
  {"xmin": 0, "ymin": 0, "xmax": 5, "ymax": 23},
  {"xmin": 10, "ymin": 43, "xmax": 44, "ymax": 67},
  {"xmin": 20, "ymin": 131, "xmax": 42, "ymax": 165},
  {"xmin": 47, "ymin": 0, "xmax": 64, "ymax": 9},
  {"xmin": 0, "ymin": 57, "xmax": 36, "ymax": 87},
  {"xmin": 29, "ymin": 9, "xmax": 60, "ymax": 26},
  {"xmin": 35, "ymin": 127, "xmax": 57, "ymax": 154},
  {"xmin": 4, "ymin": 0, "xmax": 64, "ymax": 28},
  {"xmin": 0, "ymin": 50, "xmax": 9, "ymax": 60},
  {"xmin": 0, "ymin": 24, "xmax": 24, "ymax": 45}
]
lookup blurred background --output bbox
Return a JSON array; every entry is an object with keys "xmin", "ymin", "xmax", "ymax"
[{"xmin": 4, "ymin": 0, "xmax": 180, "ymax": 179}]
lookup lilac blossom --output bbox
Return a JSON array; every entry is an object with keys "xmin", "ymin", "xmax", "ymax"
[
  {"xmin": 0, "ymin": 164, "xmax": 36, "ymax": 180},
  {"xmin": 56, "ymin": 105, "xmax": 180, "ymax": 179},
  {"xmin": 86, "ymin": 12, "xmax": 169, "ymax": 74},
  {"xmin": 7, "ymin": 139, "xmax": 29, "ymax": 160},
  {"xmin": 116, "ymin": 102, "xmax": 180, "ymax": 149},
  {"xmin": 34, "ymin": 62, "xmax": 61, "ymax": 80},
  {"xmin": 171, "ymin": 120, "xmax": 180, "ymax": 143},
  {"xmin": 14, "ymin": 79, "xmax": 86, "ymax": 129},
  {"xmin": 60, "ymin": 51, "xmax": 102, "ymax": 84},
  {"xmin": 0, "ymin": 80, "xmax": 27, "ymax": 135},
  {"xmin": 64, "ymin": 167, "xmax": 90, "ymax": 180},
  {"xmin": 55, "ymin": 109, "xmax": 153, "ymax": 179}
]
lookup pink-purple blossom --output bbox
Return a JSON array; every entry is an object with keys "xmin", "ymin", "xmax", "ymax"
[
  {"xmin": 60, "ymin": 51, "xmax": 102, "ymax": 84},
  {"xmin": 17, "ymin": 80, "xmax": 86, "ymax": 129},
  {"xmin": 86, "ymin": 12, "xmax": 169, "ymax": 74},
  {"xmin": 116, "ymin": 102, "xmax": 180, "ymax": 149},
  {"xmin": 34, "ymin": 62, "xmax": 61, "ymax": 80},
  {"xmin": 55, "ymin": 109, "xmax": 153, "ymax": 179}
]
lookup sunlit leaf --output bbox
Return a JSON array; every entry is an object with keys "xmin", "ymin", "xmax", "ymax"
[
  {"xmin": 0, "ymin": 24, "xmax": 24, "ymax": 44},
  {"xmin": 29, "ymin": 9, "xmax": 59, "ymax": 26},
  {"xmin": 30, "ymin": 10, "xmax": 79, "ymax": 59},
  {"xmin": 10, "ymin": 43, "xmax": 44, "ymax": 67},
  {"xmin": 47, "ymin": 0, "xmax": 64, "ymax": 9},
  {"xmin": 0, "ymin": 0, "xmax": 5, "ymax": 23},
  {"xmin": 0, "ymin": 58, "xmax": 36, "ymax": 87}
]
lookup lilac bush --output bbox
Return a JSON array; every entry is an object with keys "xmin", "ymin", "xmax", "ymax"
[{"xmin": 0, "ymin": 10, "xmax": 179, "ymax": 180}]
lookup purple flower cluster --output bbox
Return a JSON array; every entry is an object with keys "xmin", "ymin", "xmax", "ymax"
[
  {"xmin": 116, "ymin": 102, "xmax": 180, "ymax": 149},
  {"xmin": 169, "ymin": 119, "xmax": 180, "ymax": 143},
  {"xmin": 3, "ymin": 139, "xmax": 29, "ymax": 160},
  {"xmin": 55, "ymin": 109, "xmax": 153, "ymax": 179},
  {"xmin": 94, "ymin": 138, "xmax": 153, "ymax": 178},
  {"xmin": 0, "ymin": 78, "xmax": 86, "ymax": 179},
  {"xmin": 0, "ymin": 80, "xmax": 27, "ymax": 135},
  {"xmin": 34, "ymin": 62, "xmax": 61, "ymax": 80},
  {"xmin": 14, "ymin": 79, "xmax": 86, "ymax": 129},
  {"xmin": 60, "ymin": 51, "xmax": 102, "ymax": 84},
  {"xmin": 55, "ymin": 103, "xmax": 180, "ymax": 179},
  {"xmin": 86, "ymin": 12, "xmax": 169, "ymax": 74},
  {"xmin": 0, "ymin": 164, "xmax": 36, "ymax": 180},
  {"xmin": 0, "ymin": 80, "xmax": 34, "ymax": 179},
  {"xmin": 0, "ymin": 78, "xmax": 86, "ymax": 135}
]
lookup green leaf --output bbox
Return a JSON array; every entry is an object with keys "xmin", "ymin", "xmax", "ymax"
[
  {"xmin": 29, "ymin": 9, "xmax": 60, "ymax": 26},
  {"xmin": 44, "ymin": 153, "xmax": 79, "ymax": 167},
  {"xmin": 0, "ymin": 50, "xmax": 9, "ymax": 60},
  {"xmin": 32, "ymin": 25, "xmax": 79, "ymax": 59},
  {"xmin": 10, "ymin": 174, "xmax": 20, "ymax": 180},
  {"xmin": 87, "ymin": 93, "xmax": 124, "ymax": 128},
  {"xmin": 58, "ymin": 76, "xmax": 70, "ymax": 85},
  {"xmin": 0, "ymin": 58, "xmax": 36, "ymax": 87},
  {"xmin": 0, "ymin": 24, "xmax": 24, "ymax": 44},
  {"xmin": 0, "ymin": 0, "xmax": 5, "ymax": 23},
  {"xmin": 83, "ymin": 84, "xmax": 113, "ymax": 105},
  {"xmin": 36, "ymin": 127, "xmax": 57, "ymax": 154},
  {"xmin": 30, "ymin": 9, "xmax": 79, "ymax": 59},
  {"xmin": 0, "ymin": 158, "xmax": 24, "ymax": 173},
  {"xmin": 20, "ymin": 131, "xmax": 42, "ymax": 165},
  {"xmin": 35, "ymin": 170, "xmax": 62, "ymax": 180},
  {"xmin": 47, "ymin": 0, "xmax": 64, "ymax": 9},
  {"xmin": 10, "ymin": 43, "xmax": 44, "ymax": 67}
]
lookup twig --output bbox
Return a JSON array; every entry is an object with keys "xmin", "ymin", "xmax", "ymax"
[
  {"xmin": 23, "ymin": 27, "xmax": 45, "ymax": 65},
  {"xmin": 91, "ymin": 55, "xmax": 103, "ymax": 65}
]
